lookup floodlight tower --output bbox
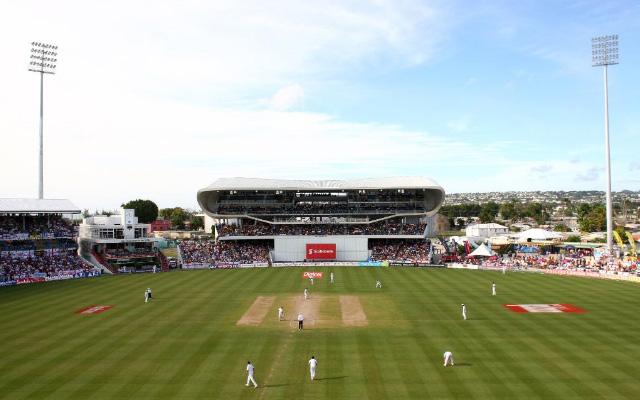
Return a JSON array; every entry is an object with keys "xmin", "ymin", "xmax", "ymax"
[
  {"xmin": 591, "ymin": 35, "xmax": 618, "ymax": 255},
  {"xmin": 28, "ymin": 41, "xmax": 58, "ymax": 199}
]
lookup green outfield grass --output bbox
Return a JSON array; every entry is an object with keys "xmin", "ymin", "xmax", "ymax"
[{"xmin": 1, "ymin": 267, "xmax": 639, "ymax": 399}]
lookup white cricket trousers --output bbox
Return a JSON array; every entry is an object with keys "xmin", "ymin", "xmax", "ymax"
[
  {"xmin": 462, "ymin": 311, "xmax": 467, "ymax": 320},
  {"xmin": 492, "ymin": 288, "xmax": 496, "ymax": 296},
  {"xmin": 246, "ymin": 375, "xmax": 258, "ymax": 387},
  {"xmin": 310, "ymin": 367, "xmax": 316, "ymax": 380},
  {"xmin": 444, "ymin": 354, "xmax": 454, "ymax": 366}
]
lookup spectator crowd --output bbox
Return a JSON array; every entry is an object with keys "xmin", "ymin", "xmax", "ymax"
[
  {"xmin": 0, "ymin": 252, "xmax": 93, "ymax": 281},
  {"xmin": 370, "ymin": 240, "xmax": 432, "ymax": 262},
  {"xmin": 215, "ymin": 202, "xmax": 426, "ymax": 215},
  {"xmin": 459, "ymin": 248, "xmax": 639, "ymax": 273},
  {"xmin": 0, "ymin": 215, "xmax": 76, "ymax": 240},
  {"xmin": 217, "ymin": 222, "xmax": 426, "ymax": 237},
  {"xmin": 179, "ymin": 240, "xmax": 270, "ymax": 266}
]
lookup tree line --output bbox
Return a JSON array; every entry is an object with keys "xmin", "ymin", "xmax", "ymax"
[{"xmin": 440, "ymin": 199, "xmax": 608, "ymax": 232}]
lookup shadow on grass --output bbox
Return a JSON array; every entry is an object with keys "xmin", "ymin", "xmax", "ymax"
[
  {"xmin": 455, "ymin": 363, "xmax": 472, "ymax": 367},
  {"xmin": 315, "ymin": 376, "xmax": 347, "ymax": 381},
  {"xmin": 263, "ymin": 383, "xmax": 291, "ymax": 388}
]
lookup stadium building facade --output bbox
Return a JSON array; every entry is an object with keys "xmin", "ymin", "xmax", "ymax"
[{"xmin": 197, "ymin": 177, "xmax": 445, "ymax": 264}]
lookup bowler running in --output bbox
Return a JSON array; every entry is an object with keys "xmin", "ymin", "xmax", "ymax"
[{"xmin": 308, "ymin": 356, "xmax": 318, "ymax": 380}]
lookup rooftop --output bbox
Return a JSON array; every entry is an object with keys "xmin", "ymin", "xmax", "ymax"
[{"xmin": 0, "ymin": 198, "xmax": 80, "ymax": 214}]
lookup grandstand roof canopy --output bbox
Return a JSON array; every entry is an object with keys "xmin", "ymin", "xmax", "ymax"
[
  {"xmin": 199, "ymin": 177, "xmax": 443, "ymax": 191},
  {"xmin": 0, "ymin": 198, "xmax": 81, "ymax": 214}
]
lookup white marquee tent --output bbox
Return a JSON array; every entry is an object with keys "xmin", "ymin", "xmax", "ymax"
[
  {"xmin": 468, "ymin": 243, "xmax": 495, "ymax": 257},
  {"xmin": 514, "ymin": 228, "xmax": 562, "ymax": 241}
]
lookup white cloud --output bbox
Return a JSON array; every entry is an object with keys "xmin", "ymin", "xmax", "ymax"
[
  {"xmin": 447, "ymin": 116, "xmax": 471, "ymax": 133},
  {"xmin": 266, "ymin": 84, "xmax": 304, "ymax": 111}
]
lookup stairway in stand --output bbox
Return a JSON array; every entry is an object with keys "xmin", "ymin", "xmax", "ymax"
[
  {"xmin": 157, "ymin": 251, "xmax": 170, "ymax": 272},
  {"xmin": 90, "ymin": 250, "xmax": 117, "ymax": 274}
]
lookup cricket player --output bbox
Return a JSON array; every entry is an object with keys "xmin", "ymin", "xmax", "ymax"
[
  {"xmin": 245, "ymin": 361, "xmax": 258, "ymax": 388},
  {"xmin": 330, "ymin": 272, "xmax": 334, "ymax": 284},
  {"xmin": 144, "ymin": 288, "xmax": 150, "ymax": 303},
  {"xmin": 304, "ymin": 288, "xmax": 309, "ymax": 300},
  {"xmin": 375, "ymin": 280, "xmax": 382, "ymax": 289},
  {"xmin": 147, "ymin": 288, "xmax": 152, "ymax": 299},
  {"xmin": 443, "ymin": 351, "xmax": 454, "ymax": 367},
  {"xmin": 310, "ymin": 277, "xmax": 314, "ymax": 285},
  {"xmin": 502, "ymin": 265, "xmax": 506, "ymax": 275},
  {"xmin": 308, "ymin": 356, "xmax": 318, "ymax": 380},
  {"xmin": 297, "ymin": 313, "xmax": 304, "ymax": 330},
  {"xmin": 461, "ymin": 304, "xmax": 467, "ymax": 320},
  {"xmin": 492, "ymin": 282, "xmax": 496, "ymax": 296},
  {"xmin": 153, "ymin": 265, "xmax": 157, "ymax": 274},
  {"xmin": 278, "ymin": 306, "xmax": 285, "ymax": 321}
]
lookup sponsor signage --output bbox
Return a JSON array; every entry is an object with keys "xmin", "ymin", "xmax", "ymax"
[
  {"xmin": 16, "ymin": 277, "xmax": 45, "ymax": 285},
  {"xmin": 504, "ymin": 304, "xmax": 585, "ymax": 313},
  {"xmin": 306, "ymin": 243, "xmax": 336, "ymax": 260},
  {"xmin": 75, "ymin": 305, "xmax": 113, "ymax": 315},
  {"xmin": 303, "ymin": 271, "xmax": 323, "ymax": 279},
  {"xmin": 358, "ymin": 261, "xmax": 383, "ymax": 267}
]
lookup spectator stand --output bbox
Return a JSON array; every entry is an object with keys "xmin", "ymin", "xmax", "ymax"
[{"xmin": 0, "ymin": 198, "xmax": 99, "ymax": 285}]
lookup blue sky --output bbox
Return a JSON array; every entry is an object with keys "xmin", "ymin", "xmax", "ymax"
[{"xmin": 0, "ymin": 0, "xmax": 638, "ymax": 210}]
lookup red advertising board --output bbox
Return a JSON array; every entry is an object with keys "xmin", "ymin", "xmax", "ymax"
[
  {"xmin": 303, "ymin": 272, "xmax": 324, "ymax": 279},
  {"xmin": 306, "ymin": 243, "xmax": 336, "ymax": 260}
]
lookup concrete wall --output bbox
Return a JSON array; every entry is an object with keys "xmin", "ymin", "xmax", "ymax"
[{"xmin": 273, "ymin": 235, "xmax": 368, "ymax": 262}]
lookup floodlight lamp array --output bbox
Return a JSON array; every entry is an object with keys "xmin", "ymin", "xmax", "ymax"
[
  {"xmin": 29, "ymin": 42, "xmax": 58, "ymax": 73},
  {"xmin": 592, "ymin": 35, "xmax": 619, "ymax": 66}
]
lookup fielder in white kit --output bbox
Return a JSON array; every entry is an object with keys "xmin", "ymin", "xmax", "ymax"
[
  {"xmin": 443, "ymin": 351, "xmax": 454, "ymax": 367},
  {"xmin": 461, "ymin": 304, "xmax": 467, "ymax": 320},
  {"xmin": 308, "ymin": 356, "xmax": 318, "ymax": 380},
  {"xmin": 330, "ymin": 272, "xmax": 334, "ymax": 284},
  {"xmin": 245, "ymin": 361, "xmax": 258, "ymax": 388},
  {"xmin": 492, "ymin": 282, "xmax": 496, "ymax": 296},
  {"xmin": 304, "ymin": 288, "xmax": 309, "ymax": 300}
]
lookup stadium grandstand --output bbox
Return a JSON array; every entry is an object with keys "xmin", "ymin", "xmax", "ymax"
[
  {"xmin": 0, "ymin": 198, "xmax": 98, "ymax": 285},
  {"xmin": 179, "ymin": 177, "xmax": 445, "ymax": 268},
  {"xmin": 78, "ymin": 208, "xmax": 167, "ymax": 274}
]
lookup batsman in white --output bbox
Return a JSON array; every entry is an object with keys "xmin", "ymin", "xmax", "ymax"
[
  {"xmin": 461, "ymin": 303, "xmax": 467, "ymax": 320},
  {"xmin": 278, "ymin": 306, "xmax": 285, "ymax": 321},
  {"xmin": 245, "ymin": 361, "xmax": 258, "ymax": 388},
  {"xmin": 308, "ymin": 356, "xmax": 318, "ymax": 380},
  {"xmin": 443, "ymin": 351, "xmax": 454, "ymax": 367}
]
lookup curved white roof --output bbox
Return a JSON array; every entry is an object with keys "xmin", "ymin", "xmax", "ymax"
[
  {"xmin": 199, "ymin": 177, "xmax": 443, "ymax": 191},
  {"xmin": 197, "ymin": 177, "xmax": 445, "ymax": 218}
]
